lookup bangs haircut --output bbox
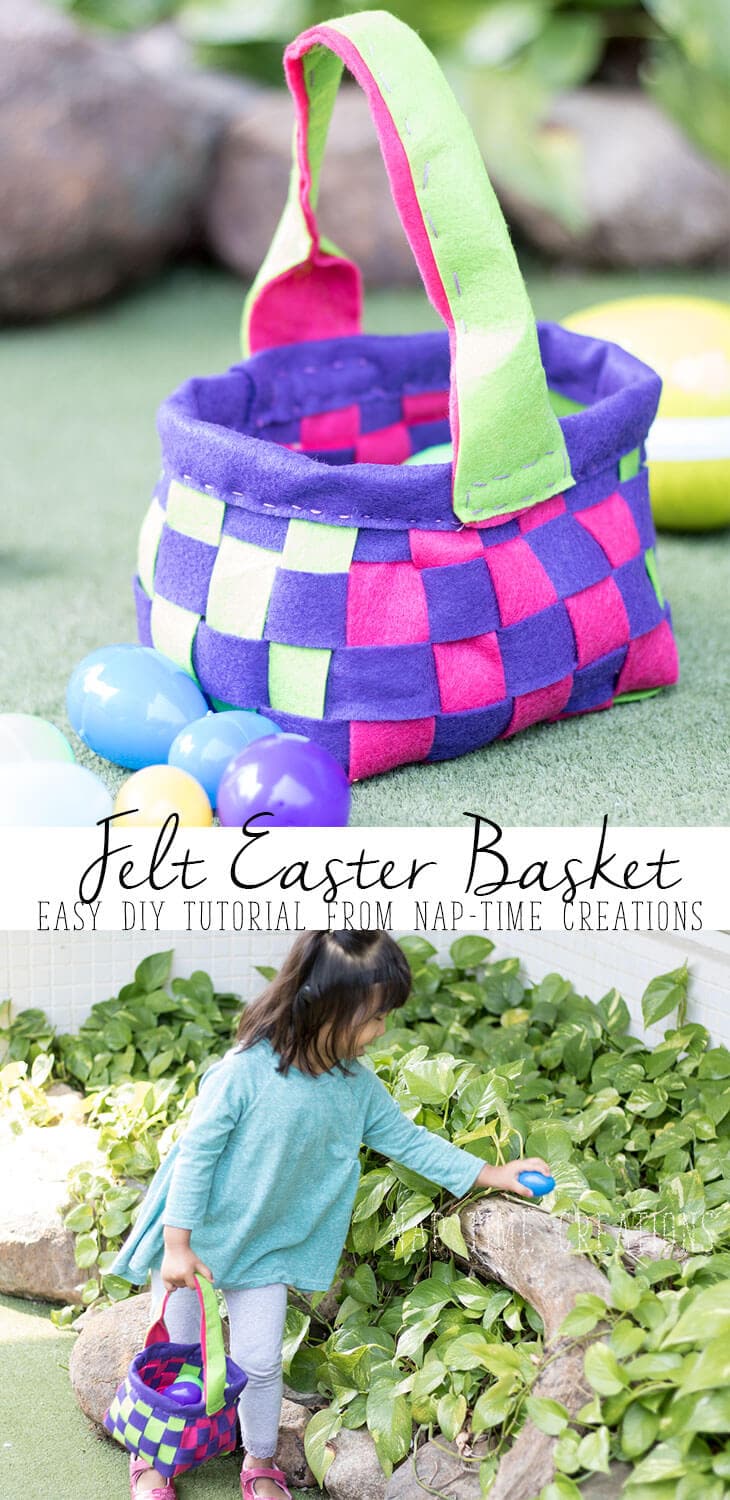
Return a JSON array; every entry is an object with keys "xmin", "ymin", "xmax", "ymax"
[{"xmin": 235, "ymin": 930, "xmax": 412, "ymax": 1076}]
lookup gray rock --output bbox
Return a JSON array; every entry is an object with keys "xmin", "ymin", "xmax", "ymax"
[
  {"xmin": 582, "ymin": 1466, "xmax": 635, "ymax": 1499},
  {"xmin": 327, "ymin": 1427, "xmax": 388, "ymax": 1500},
  {"xmin": 277, "ymin": 1399, "xmax": 318, "ymax": 1488},
  {"xmin": 386, "ymin": 1437, "xmax": 488, "ymax": 1499},
  {"xmin": 205, "ymin": 86, "xmax": 420, "ymax": 287},
  {"xmin": 72, "ymin": 1292, "xmax": 153, "ymax": 1425},
  {"xmin": 0, "ymin": 0, "xmax": 219, "ymax": 319},
  {"xmin": 494, "ymin": 87, "xmax": 730, "ymax": 266},
  {"xmin": 0, "ymin": 1116, "xmax": 103, "ymax": 1303}
]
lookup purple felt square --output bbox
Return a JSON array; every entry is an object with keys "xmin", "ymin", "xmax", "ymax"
[
  {"xmin": 264, "ymin": 708, "xmax": 350, "ymax": 770},
  {"xmin": 477, "ymin": 519, "xmax": 521, "ymax": 547},
  {"xmin": 222, "ymin": 506, "xmax": 289, "ymax": 550},
  {"xmin": 526, "ymin": 513, "xmax": 611, "ymax": 596},
  {"xmin": 265, "ymin": 569, "xmax": 348, "ymax": 648},
  {"xmin": 360, "ymin": 393, "xmax": 403, "ymax": 433},
  {"xmin": 308, "ymin": 447, "xmax": 357, "ymax": 466},
  {"xmin": 422, "ymin": 557, "xmax": 499, "ymax": 642},
  {"xmin": 134, "ymin": 575, "xmax": 153, "ymax": 644},
  {"xmin": 614, "ymin": 555, "xmax": 664, "ymax": 637},
  {"xmin": 621, "ymin": 472, "xmax": 656, "ymax": 550},
  {"xmin": 153, "ymin": 529, "xmax": 217, "ymax": 613},
  {"xmin": 565, "ymin": 647, "xmax": 627, "ymax": 713},
  {"xmin": 192, "ymin": 622, "xmax": 270, "ymax": 708},
  {"xmin": 428, "ymin": 699, "xmax": 513, "ymax": 760},
  {"xmin": 499, "ymin": 602, "xmax": 577, "ymax": 694},
  {"xmin": 564, "ymin": 465, "xmax": 619, "ymax": 513},
  {"xmin": 353, "ymin": 528, "xmax": 412, "ymax": 561},
  {"xmin": 325, "ymin": 644, "xmax": 440, "ymax": 720},
  {"xmin": 255, "ymin": 418, "xmax": 301, "ymax": 445},
  {"xmin": 408, "ymin": 419, "xmax": 451, "ymax": 455}
]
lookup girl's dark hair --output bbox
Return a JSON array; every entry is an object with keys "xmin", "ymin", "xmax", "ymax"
[{"xmin": 236, "ymin": 930, "xmax": 411, "ymax": 1076}]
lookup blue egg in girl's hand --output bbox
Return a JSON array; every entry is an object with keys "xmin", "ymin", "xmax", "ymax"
[
  {"xmin": 66, "ymin": 645, "xmax": 208, "ymax": 770},
  {"xmin": 168, "ymin": 711, "xmax": 283, "ymax": 808},
  {"xmin": 518, "ymin": 1171, "xmax": 556, "ymax": 1197},
  {"xmin": 0, "ymin": 762, "xmax": 113, "ymax": 826}
]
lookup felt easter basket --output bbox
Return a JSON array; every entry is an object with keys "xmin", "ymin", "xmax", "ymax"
[
  {"xmin": 103, "ymin": 1276, "xmax": 247, "ymax": 1479},
  {"xmin": 134, "ymin": 9, "xmax": 678, "ymax": 782}
]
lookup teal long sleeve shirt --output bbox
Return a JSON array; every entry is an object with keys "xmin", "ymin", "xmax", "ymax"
[{"xmin": 112, "ymin": 1039, "xmax": 480, "ymax": 1292}]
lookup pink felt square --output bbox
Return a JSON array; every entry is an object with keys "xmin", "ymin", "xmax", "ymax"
[
  {"xmin": 349, "ymin": 717, "xmax": 435, "ymax": 779},
  {"xmin": 433, "ymin": 633, "xmax": 506, "ymax": 713},
  {"xmin": 300, "ymin": 404, "xmax": 360, "ymax": 450},
  {"xmin": 565, "ymin": 577, "xmax": 631, "ymax": 667},
  {"xmin": 409, "ymin": 528, "xmax": 485, "ymax": 568},
  {"xmin": 485, "ymin": 537, "xmax": 558, "ymax": 626},
  {"xmin": 616, "ymin": 620, "xmax": 679, "ymax": 694},
  {"xmin": 402, "ymin": 390, "xmax": 449, "ymax": 425},
  {"xmin": 575, "ymin": 492, "xmax": 641, "ymax": 566},
  {"xmin": 356, "ymin": 423, "xmax": 411, "ymax": 465},
  {"xmin": 347, "ymin": 561, "xmax": 429, "ymax": 645},
  {"xmin": 517, "ymin": 493, "xmax": 567, "ymax": 533},
  {"xmin": 504, "ymin": 675, "xmax": 574, "ymax": 736}
]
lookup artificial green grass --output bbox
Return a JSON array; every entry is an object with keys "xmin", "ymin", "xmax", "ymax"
[
  {"xmin": 0, "ymin": 1294, "xmax": 319, "ymax": 1500},
  {"xmin": 1, "ymin": 264, "xmax": 728, "ymax": 826}
]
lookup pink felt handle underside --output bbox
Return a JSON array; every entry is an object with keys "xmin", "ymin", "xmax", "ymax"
[
  {"xmin": 248, "ymin": 25, "xmax": 453, "ymax": 359},
  {"xmin": 145, "ymin": 1279, "xmax": 211, "ymax": 1404}
]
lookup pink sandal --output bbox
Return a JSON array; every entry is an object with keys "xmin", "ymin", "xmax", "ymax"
[
  {"xmin": 241, "ymin": 1465, "xmax": 292, "ymax": 1500},
  {"xmin": 129, "ymin": 1455, "xmax": 177, "ymax": 1500}
]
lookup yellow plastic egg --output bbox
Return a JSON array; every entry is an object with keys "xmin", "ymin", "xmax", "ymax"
[
  {"xmin": 114, "ymin": 765, "xmax": 213, "ymax": 827},
  {"xmin": 564, "ymin": 296, "xmax": 730, "ymax": 531}
]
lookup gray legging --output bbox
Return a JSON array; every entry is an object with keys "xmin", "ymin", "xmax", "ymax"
[{"xmin": 150, "ymin": 1271, "xmax": 288, "ymax": 1458}]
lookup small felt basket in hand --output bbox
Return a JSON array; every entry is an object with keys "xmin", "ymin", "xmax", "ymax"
[
  {"xmin": 103, "ymin": 1276, "xmax": 246, "ymax": 1479},
  {"xmin": 134, "ymin": 9, "xmax": 678, "ymax": 781}
]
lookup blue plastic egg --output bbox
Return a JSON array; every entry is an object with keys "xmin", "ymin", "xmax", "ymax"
[
  {"xmin": 518, "ymin": 1171, "xmax": 556, "ymax": 1198},
  {"xmin": 66, "ymin": 645, "xmax": 208, "ymax": 770},
  {"xmin": 168, "ymin": 711, "xmax": 283, "ymax": 808},
  {"xmin": 0, "ymin": 762, "xmax": 113, "ymax": 826}
]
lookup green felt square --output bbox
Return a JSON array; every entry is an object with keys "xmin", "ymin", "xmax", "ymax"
[
  {"xmin": 157, "ymin": 1443, "xmax": 177, "ymax": 1465},
  {"xmin": 137, "ymin": 1401, "xmax": 154, "ymax": 1420},
  {"xmin": 644, "ymin": 547, "xmax": 665, "ymax": 607},
  {"xmin": 167, "ymin": 1416, "xmax": 186, "ymax": 1433},
  {"xmin": 137, "ymin": 497, "xmax": 165, "ymax": 598},
  {"xmin": 119, "ymin": 1395, "xmax": 133, "ymax": 1421},
  {"xmin": 619, "ymin": 448, "xmax": 642, "ymax": 481},
  {"xmin": 269, "ymin": 643, "xmax": 331, "ymax": 717},
  {"xmin": 166, "ymin": 478, "xmax": 225, "ymax": 547},
  {"xmin": 206, "ymin": 534, "xmax": 279, "ymax": 639},
  {"xmin": 615, "ymin": 687, "xmax": 662, "ymax": 703},
  {"xmin": 282, "ymin": 518, "xmax": 357, "ymax": 573},
  {"xmin": 150, "ymin": 594, "xmax": 200, "ymax": 676},
  {"xmin": 144, "ymin": 1415, "xmax": 166, "ymax": 1443},
  {"xmin": 124, "ymin": 1423, "xmax": 140, "ymax": 1445},
  {"xmin": 179, "ymin": 1363, "xmax": 201, "ymax": 1381},
  {"xmin": 548, "ymin": 389, "xmax": 585, "ymax": 417}
]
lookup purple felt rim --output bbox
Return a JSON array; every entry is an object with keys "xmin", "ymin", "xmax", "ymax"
[{"xmin": 156, "ymin": 324, "xmax": 661, "ymax": 533}]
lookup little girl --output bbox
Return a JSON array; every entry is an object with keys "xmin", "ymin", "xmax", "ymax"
[{"xmin": 113, "ymin": 930, "xmax": 550, "ymax": 1500}]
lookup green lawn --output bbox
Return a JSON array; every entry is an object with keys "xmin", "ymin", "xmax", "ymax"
[
  {"xmin": 2, "ymin": 263, "xmax": 728, "ymax": 826},
  {"xmin": 0, "ymin": 1294, "xmax": 317, "ymax": 1500}
]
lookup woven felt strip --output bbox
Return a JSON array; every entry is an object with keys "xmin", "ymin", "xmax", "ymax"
[
  {"xmin": 243, "ymin": 10, "xmax": 573, "ymax": 523},
  {"xmin": 205, "ymin": 535, "xmax": 280, "ymax": 639}
]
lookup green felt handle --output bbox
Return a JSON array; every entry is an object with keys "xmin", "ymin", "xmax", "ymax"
[{"xmin": 243, "ymin": 9, "xmax": 573, "ymax": 522}]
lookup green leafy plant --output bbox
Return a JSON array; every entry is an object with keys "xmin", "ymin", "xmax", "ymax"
[
  {"xmin": 50, "ymin": 1, "xmax": 730, "ymax": 209},
  {"xmin": 2, "ymin": 941, "xmax": 728, "ymax": 1496}
]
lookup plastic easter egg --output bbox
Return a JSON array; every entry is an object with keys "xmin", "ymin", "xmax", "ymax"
[
  {"xmin": 66, "ymin": 645, "xmax": 208, "ymax": 769},
  {"xmin": 217, "ymin": 734, "xmax": 350, "ymax": 828},
  {"xmin": 114, "ymin": 765, "xmax": 213, "ymax": 827},
  {"xmin": 565, "ymin": 297, "xmax": 730, "ymax": 530},
  {"xmin": 166, "ymin": 1380, "xmax": 203, "ymax": 1406},
  {"xmin": 0, "ymin": 714, "xmax": 75, "ymax": 766},
  {"xmin": 168, "ymin": 711, "xmax": 282, "ymax": 808},
  {"xmin": 518, "ymin": 1171, "xmax": 556, "ymax": 1198},
  {"xmin": 0, "ymin": 762, "xmax": 113, "ymax": 826},
  {"xmin": 404, "ymin": 442, "xmax": 453, "ymax": 466}
]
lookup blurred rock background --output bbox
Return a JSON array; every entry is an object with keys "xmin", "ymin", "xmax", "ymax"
[{"xmin": 1, "ymin": 0, "xmax": 728, "ymax": 321}]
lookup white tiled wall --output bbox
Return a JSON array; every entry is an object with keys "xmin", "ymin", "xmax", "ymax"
[{"xmin": 0, "ymin": 931, "xmax": 727, "ymax": 1045}]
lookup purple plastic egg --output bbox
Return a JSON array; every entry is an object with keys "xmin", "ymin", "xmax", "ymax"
[
  {"xmin": 165, "ymin": 1379, "xmax": 203, "ymax": 1405},
  {"xmin": 216, "ymin": 733, "xmax": 350, "ymax": 828}
]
